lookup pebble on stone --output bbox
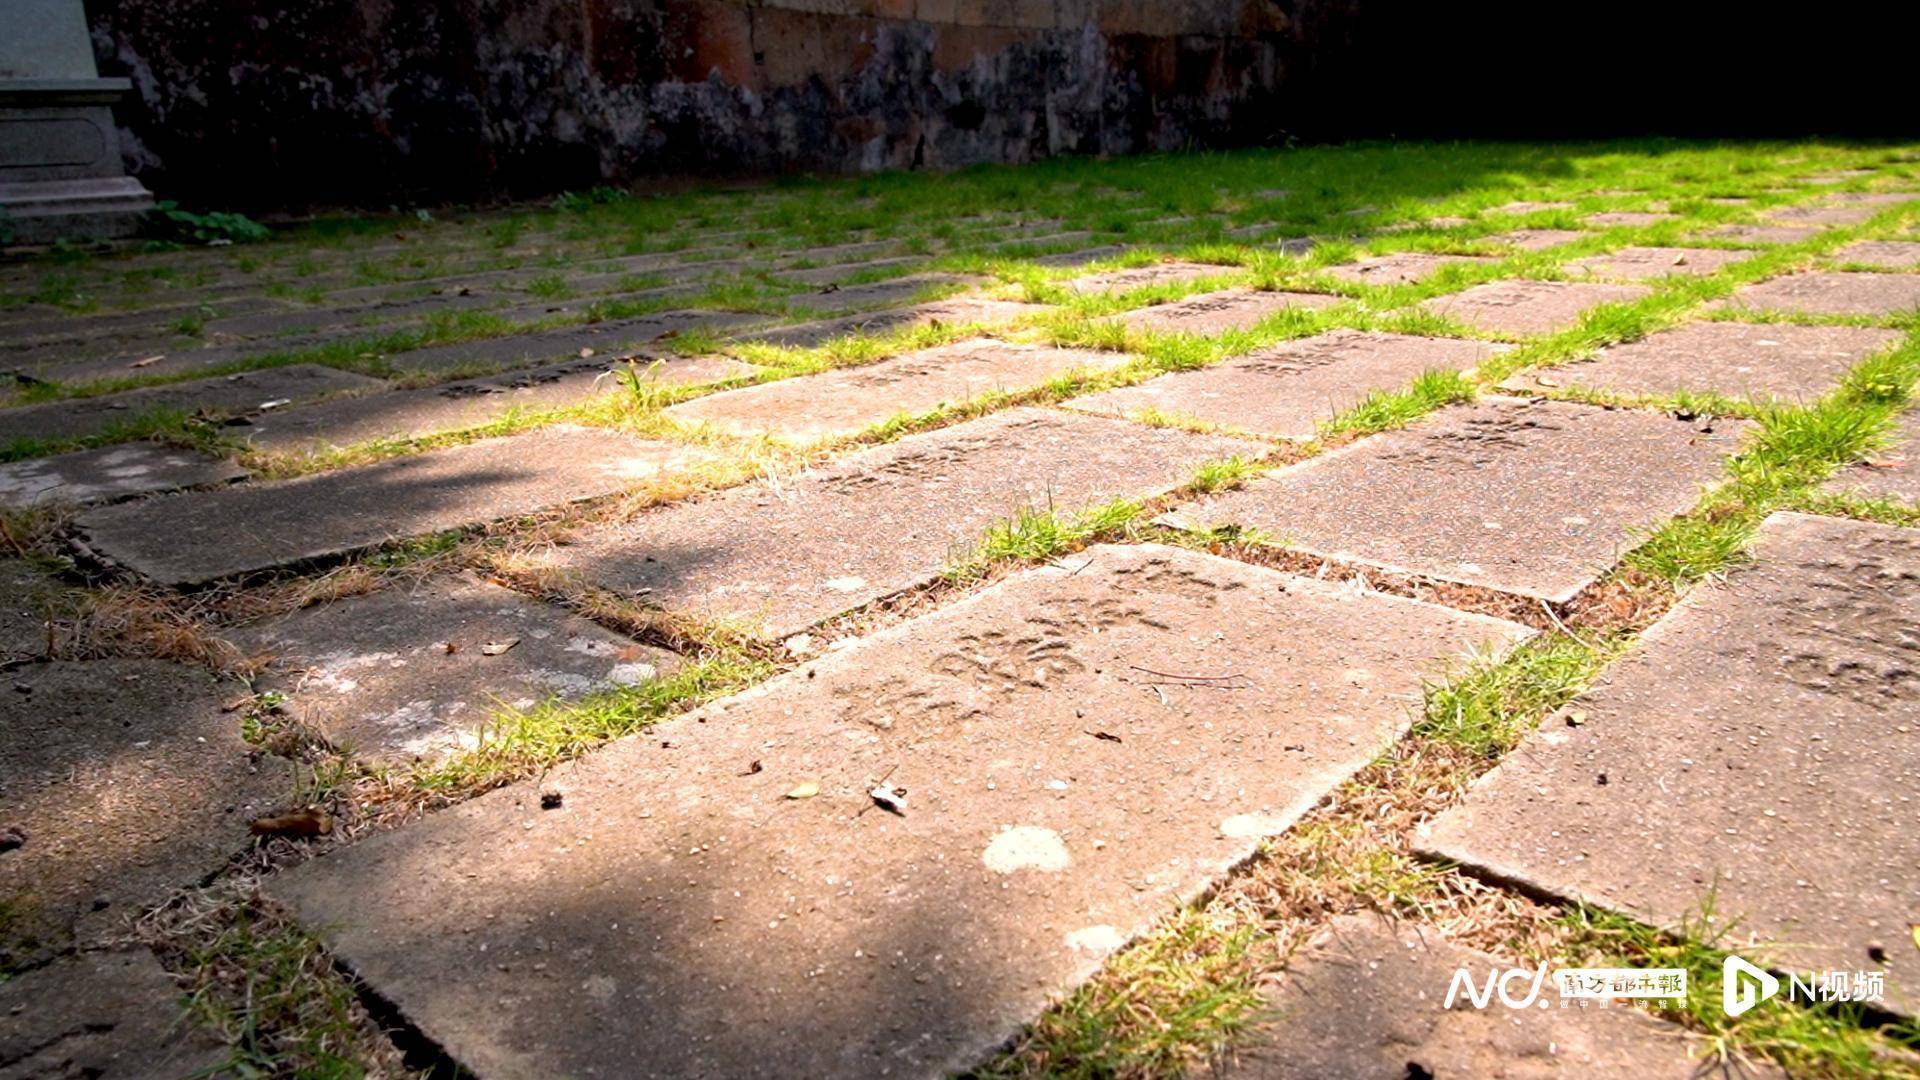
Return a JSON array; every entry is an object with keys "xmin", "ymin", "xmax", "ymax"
[
  {"xmin": 1421, "ymin": 280, "xmax": 1651, "ymax": 335},
  {"xmin": 1502, "ymin": 321, "xmax": 1899, "ymax": 403},
  {"xmin": 1177, "ymin": 397, "xmax": 1750, "ymax": 601},
  {"xmin": 78, "ymin": 425, "xmax": 709, "ymax": 586},
  {"xmin": 1110, "ymin": 288, "xmax": 1337, "ymax": 334},
  {"xmin": 1065, "ymin": 329, "xmax": 1501, "ymax": 440},
  {"xmin": 1727, "ymin": 271, "xmax": 1920, "ymax": 316},
  {"xmin": 225, "ymin": 576, "xmax": 682, "ymax": 763},
  {"xmin": 1564, "ymin": 245, "xmax": 1748, "ymax": 280},
  {"xmin": 0, "ymin": 364, "xmax": 384, "ymax": 444},
  {"xmin": 1420, "ymin": 513, "xmax": 1920, "ymax": 1016},
  {"xmin": 268, "ymin": 543, "xmax": 1529, "ymax": 1079},
  {"xmin": 550, "ymin": 407, "xmax": 1266, "ymax": 639},
  {"xmin": 0, "ymin": 948, "xmax": 227, "ymax": 1079},
  {"xmin": 0, "ymin": 443, "xmax": 246, "ymax": 510},
  {"xmin": 1325, "ymin": 253, "xmax": 1499, "ymax": 285}
]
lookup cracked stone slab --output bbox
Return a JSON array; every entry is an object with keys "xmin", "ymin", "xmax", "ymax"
[
  {"xmin": 1487, "ymin": 228, "xmax": 1585, "ymax": 251},
  {"xmin": 551, "ymin": 408, "xmax": 1266, "ymax": 640},
  {"xmin": 225, "ymin": 576, "xmax": 681, "ymax": 763},
  {"xmin": 1110, "ymin": 288, "xmax": 1337, "ymax": 333},
  {"xmin": 78, "ymin": 426, "xmax": 708, "ymax": 586},
  {"xmin": 1501, "ymin": 321, "xmax": 1900, "ymax": 403},
  {"xmin": 381, "ymin": 310, "xmax": 764, "ymax": 375},
  {"xmin": 1727, "ymin": 271, "xmax": 1920, "ymax": 316},
  {"xmin": 1062, "ymin": 260, "xmax": 1237, "ymax": 293},
  {"xmin": 0, "ymin": 364, "xmax": 384, "ymax": 444},
  {"xmin": 0, "ymin": 660, "xmax": 281, "ymax": 966},
  {"xmin": 1420, "ymin": 513, "xmax": 1920, "ymax": 1017},
  {"xmin": 1325, "ymin": 253, "xmax": 1499, "ymax": 285},
  {"xmin": 0, "ymin": 443, "xmax": 245, "ymax": 510},
  {"xmin": 742, "ymin": 297, "xmax": 1045, "ymax": 348},
  {"xmin": 664, "ymin": 340, "xmax": 1128, "ymax": 443},
  {"xmin": 1177, "ymin": 397, "xmax": 1749, "ymax": 602},
  {"xmin": 241, "ymin": 355, "xmax": 758, "ymax": 452},
  {"xmin": 1584, "ymin": 211, "xmax": 1681, "ymax": 228},
  {"xmin": 1421, "ymin": 280, "xmax": 1651, "ymax": 335},
  {"xmin": 1564, "ymin": 245, "xmax": 1749, "ymax": 280},
  {"xmin": 1827, "ymin": 408, "xmax": 1920, "ymax": 503},
  {"xmin": 269, "ymin": 543, "xmax": 1529, "ymax": 1080},
  {"xmin": 1065, "ymin": 330, "xmax": 1502, "ymax": 440},
  {"xmin": 1834, "ymin": 240, "xmax": 1920, "ymax": 268},
  {"xmin": 1226, "ymin": 914, "xmax": 1775, "ymax": 1079},
  {"xmin": 0, "ymin": 948, "xmax": 227, "ymax": 1079}
]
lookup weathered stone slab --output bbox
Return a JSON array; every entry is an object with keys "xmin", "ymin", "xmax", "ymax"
[
  {"xmin": 1728, "ymin": 271, "xmax": 1920, "ymax": 316},
  {"xmin": 227, "ymin": 577, "xmax": 681, "ymax": 763},
  {"xmin": 1488, "ymin": 200, "xmax": 1575, "ymax": 215},
  {"xmin": 204, "ymin": 288, "xmax": 505, "ymax": 338},
  {"xmin": 0, "ymin": 559, "xmax": 61, "ymax": 660},
  {"xmin": 1178, "ymin": 398, "xmax": 1748, "ymax": 601},
  {"xmin": 1835, "ymin": 239, "xmax": 1920, "ymax": 268},
  {"xmin": 78, "ymin": 426, "xmax": 707, "ymax": 586},
  {"xmin": 1031, "ymin": 245, "xmax": 1128, "ymax": 268},
  {"xmin": 1487, "ymin": 228, "xmax": 1585, "ymax": 251},
  {"xmin": 1698, "ymin": 222, "xmax": 1821, "ymax": 245},
  {"xmin": 1564, "ymin": 245, "xmax": 1748, "ymax": 280},
  {"xmin": 385, "ymin": 310, "xmax": 763, "ymax": 375},
  {"xmin": 1326, "ymin": 253, "xmax": 1498, "ymax": 285},
  {"xmin": 1420, "ymin": 513, "xmax": 1920, "ymax": 1016},
  {"xmin": 1827, "ymin": 408, "xmax": 1920, "ymax": 502},
  {"xmin": 1503, "ymin": 321, "xmax": 1899, "ymax": 402},
  {"xmin": 0, "ymin": 364, "xmax": 383, "ymax": 445},
  {"xmin": 1765, "ymin": 203, "xmax": 1881, "ymax": 227},
  {"xmin": 743, "ymin": 297, "xmax": 1045, "ymax": 348},
  {"xmin": 242, "ymin": 355, "xmax": 756, "ymax": 452},
  {"xmin": 0, "ymin": 295, "xmax": 285, "ymax": 348},
  {"xmin": 664, "ymin": 341, "xmax": 1128, "ymax": 443},
  {"xmin": 0, "ymin": 442, "xmax": 243, "ymax": 510},
  {"xmin": 269, "ymin": 543, "xmax": 1529, "ymax": 1079},
  {"xmin": 554, "ymin": 408, "xmax": 1265, "ymax": 639},
  {"xmin": 1111, "ymin": 288, "xmax": 1337, "ymax": 334},
  {"xmin": 0, "ymin": 659, "xmax": 281, "ymax": 965},
  {"xmin": 1421, "ymin": 280, "xmax": 1651, "ymax": 335},
  {"xmin": 775, "ymin": 257, "xmax": 922, "ymax": 289},
  {"xmin": 1583, "ymin": 210, "xmax": 1679, "ymax": 227},
  {"xmin": 785, "ymin": 273, "xmax": 982, "ymax": 312},
  {"xmin": 1066, "ymin": 330, "xmax": 1501, "ymax": 439},
  {"xmin": 1227, "ymin": 914, "xmax": 1756, "ymax": 1079},
  {"xmin": 1063, "ymin": 260, "xmax": 1236, "ymax": 293},
  {"xmin": 0, "ymin": 948, "xmax": 227, "ymax": 1078}
]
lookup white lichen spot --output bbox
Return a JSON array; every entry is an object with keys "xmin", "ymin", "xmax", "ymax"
[
  {"xmin": 982, "ymin": 825, "xmax": 1070, "ymax": 874},
  {"xmin": 608, "ymin": 662, "xmax": 657, "ymax": 686},
  {"xmin": 582, "ymin": 973, "xmax": 617, "ymax": 1002},
  {"xmin": 1065, "ymin": 925, "xmax": 1126, "ymax": 953},
  {"xmin": 822, "ymin": 576, "xmax": 867, "ymax": 593}
]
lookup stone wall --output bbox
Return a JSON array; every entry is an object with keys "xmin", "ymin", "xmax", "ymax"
[{"xmin": 86, "ymin": 0, "xmax": 1359, "ymax": 207}]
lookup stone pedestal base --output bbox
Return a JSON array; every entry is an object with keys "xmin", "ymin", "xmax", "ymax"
[
  {"xmin": 0, "ymin": 76, "xmax": 156, "ymax": 244},
  {"xmin": 0, "ymin": 176, "xmax": 152, "ymax": 243}
]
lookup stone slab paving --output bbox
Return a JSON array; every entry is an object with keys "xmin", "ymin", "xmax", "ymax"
[
  {"xmin": 664, "ymin": 340, "xmax": 1129, "ymax": 443},
  {"xmin": 0, "ymin": 295, "xmax": 285, "ymax": 347},
  {"xmin": 1699, "ymin": 222, "xmax": 1822, "ymax": 245},
  {"xmin": 1421, "ymin": 512, "xmax": 1919, "ymax": 1016},
  {"xmin": 1109, "ymin": 288, "xmax": 1338, "ymax": 334},
  {"xmin": 383, "ymin": 310, "xmax": 763, "ymax": 376},
  {"xmin": 0, "ymin": 659, "xmax": 281, "ymax": 966},
  {"xmin": 1489, "ymin": 200, "xmax": 1575, "ymax": 214},
  {"xmin": 1766, "ymin": 204, "xmax": 1881, "ymax": 227},
  {"xmin": 269, "ymin": 543, "xmax": 1529, "ymax": 1079},
  {"xmin": 1225, "ymin": 914, "xmax": 1759, "ymax": 1079},
  {"xmin": 1066, "ymin": 329, "xmax": 1502, "ymax": 440},
  {"xmin": 1834, "ymin": 239, "xmax": 1920, "ymax": 268},
  {"xmin": 1062, "ymin": 260, "xmax": 1236, "ymax": 293},
  {"xmin": 1421, "ymin": 280, "xmax": 1651, "ymax": 336},
  {"xmin": 0, "ymin": 364, "xmax": 383, "ymax": 444},
  {"xmin": 0, "ymin": 559, "xmax": 61, "ymax": 660},
  {"xmin": 1584, "ymin": 210, "xmax": 1679, "ymax": 227},
  {"xmin": 1178, "ymin": 397, "xmax": 1750, "ymax": 602},
  {"xmin": 1564, "ymin": 245, "xmax": 1748, "ymax": 280},
  {"xmin": 241, "ymin": 355, "xmax": 756, "ymax": 452},
  {"xmin": 1501, "ymin": 321, "xmax": 1900, "ymax": 402},
  {"xmin": 0, "ymin": 948, "xmax": 227, "ymax": 1078},
  {"xmin": 552, "ymin": 408, "xmax": 1265, "ymax": 640},
  {"xmin": 1827, "ymin": 408, "xmax": 1920, "ymax": 503},
  {"xmin": 0, "ymin": 442, "xmax": 246, "ymax": 510},
  {"xmin": 1488, "ymin": 228, "xmax": 1585, "ymax": 251},
  {"xmin": 1728, "ymin": 270, "xmax": 1920, "ymax": 316},
  {"xmin": 226, "ymin": 576, "xmax": 681, "ymax": 763},
  {"xmin": 1325, "ymin": 252, "xmax": 1499, "ymax": 285},
  {"xmin": 742, "ymin": 297, "xmax": 1045, "ymax": 348},
  {"xmin": 784, "ymin": 273, "xmax": 982, "ymax": 312},
  {"xmin": 78, "ymin": 426, "xmax": 708, "ymax": 586}
]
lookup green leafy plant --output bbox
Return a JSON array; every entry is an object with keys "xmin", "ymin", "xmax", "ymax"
[{"xmin": 148, "ymin": 201, "xmax": 271, "ymax": 245}]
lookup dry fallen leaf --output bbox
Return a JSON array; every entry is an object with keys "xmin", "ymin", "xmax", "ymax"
[
  {"xmin": 785, "ymin": 781, "xmax": 819, "ymax": 800},
  {"xmin": 480, "ymin": 638, "xmax": 520, "ymax": 656},
  {"xmin": 129, "ymin": 355, "xmax": 163, "ymax": 368},
  {"xmin": 250, "ymin": 807, "xmax": 333, "ymax": 838}
]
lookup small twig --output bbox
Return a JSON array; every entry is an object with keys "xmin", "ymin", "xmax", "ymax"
[{"xmin": 1128, "ymin": 664, "xmax": 1247, "ymax": 683}]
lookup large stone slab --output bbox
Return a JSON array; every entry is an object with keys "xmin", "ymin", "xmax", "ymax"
[
  {"xmin": 664, "ymin": 341, "xmax": 1129, "ymax": 443},
  {"xmin": 78, "ymin": 426, "xmax": 707, "ymax": 586},
  {"xmin": 1565, "ymin": 245, "xmax": 1748, "ymax": 280},
  {"xmin": 1728, "ymin": 271, "xmax": 1920, "ymax": 316},
  {"xmin": 743, "ymin": 297, "xmax": 1045, "ymax": 349},
  {"xmin": 0, "ymin": 659, "xmax": 281, "ymax": 965},
  {"xmin": 1765, "ymin": 203, "xmax": 1881, "ymax": 227},
  {"xmin": 783, "ymin": 273, "xmax": 981, "ymax": 312},
  {"xmin": 1834, "ymin": 240, "xmax": 1920, "ymax": 268},
  {"xmin": 0, "ymin": 364, "xmax": 383, "ymax": 445},
  {"xmin": 0, "ymin": 442, "xmax": 245, "ymax": 509},
  {"xmin": 1487, "ymin": 228, "xmax": 1585, "ymax": 251},
  {"xmin": 1111, "ymin": 288, "xmax": 1338, "ymax": 334},
  {"xmin": 1420, "ymin": 513, "xmax": 1920, "ymax": 1016},
  {"xmin": 1065, "ymin": 330, "xmax": 1502, "ymax": 440},
  {"xmin": 0, "ymin": 948, "xmax": 227, "ymax": 1078},
  {"xmin": 1827, "ymin": 408, "xmax": 1920, "ymax": 502},
  {"xmin": 241, "ymin": 355, "xmax": 757, "ymax": 452},
  {"xmin": 1325, "ymin": 253, "xmax": 1498, "ymax": 285},
  {"xmin": 1226, "ymin": 914, "xmax": 1757, "ymax": 1079},
  {"xmin": 1583, "ymin": 210, "xmax": 1679, "ymax": 227},
  {"xmin": 1488, "ymin": 200, "xmax": 1575, "ymax": 215},
  {"xmin": 269, "ymin": 543, "xmax": 1529, "ymax": 1079},
  {"xmin": 1063, "ymin": 260, "xmax": 1237, "ymax": 293},
  {"xmin": 1421, "ymin": 280, "xmax": 1651, "ymax": 335},
  {"xmin": 553, "ymin": 408, "xmax": 1265, "ymax": 639},
  {"xmin": 1178, "ymin": 398, "xmax": 1749, "ymax": 602},
  {"xmin": 1502, "ymin": 321, "xmax": 1900, "ymax": 402},
  {"xmin": 226, "ymin": 576, "xmax": 681, "ymax": 763},
  {"xmin": 1698, "ymin": 222, "xmax": 1822, "ymax": 245},
  {"xmin": 385, "ymin": 310, "xmax": 763, "ymax": 376}
]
